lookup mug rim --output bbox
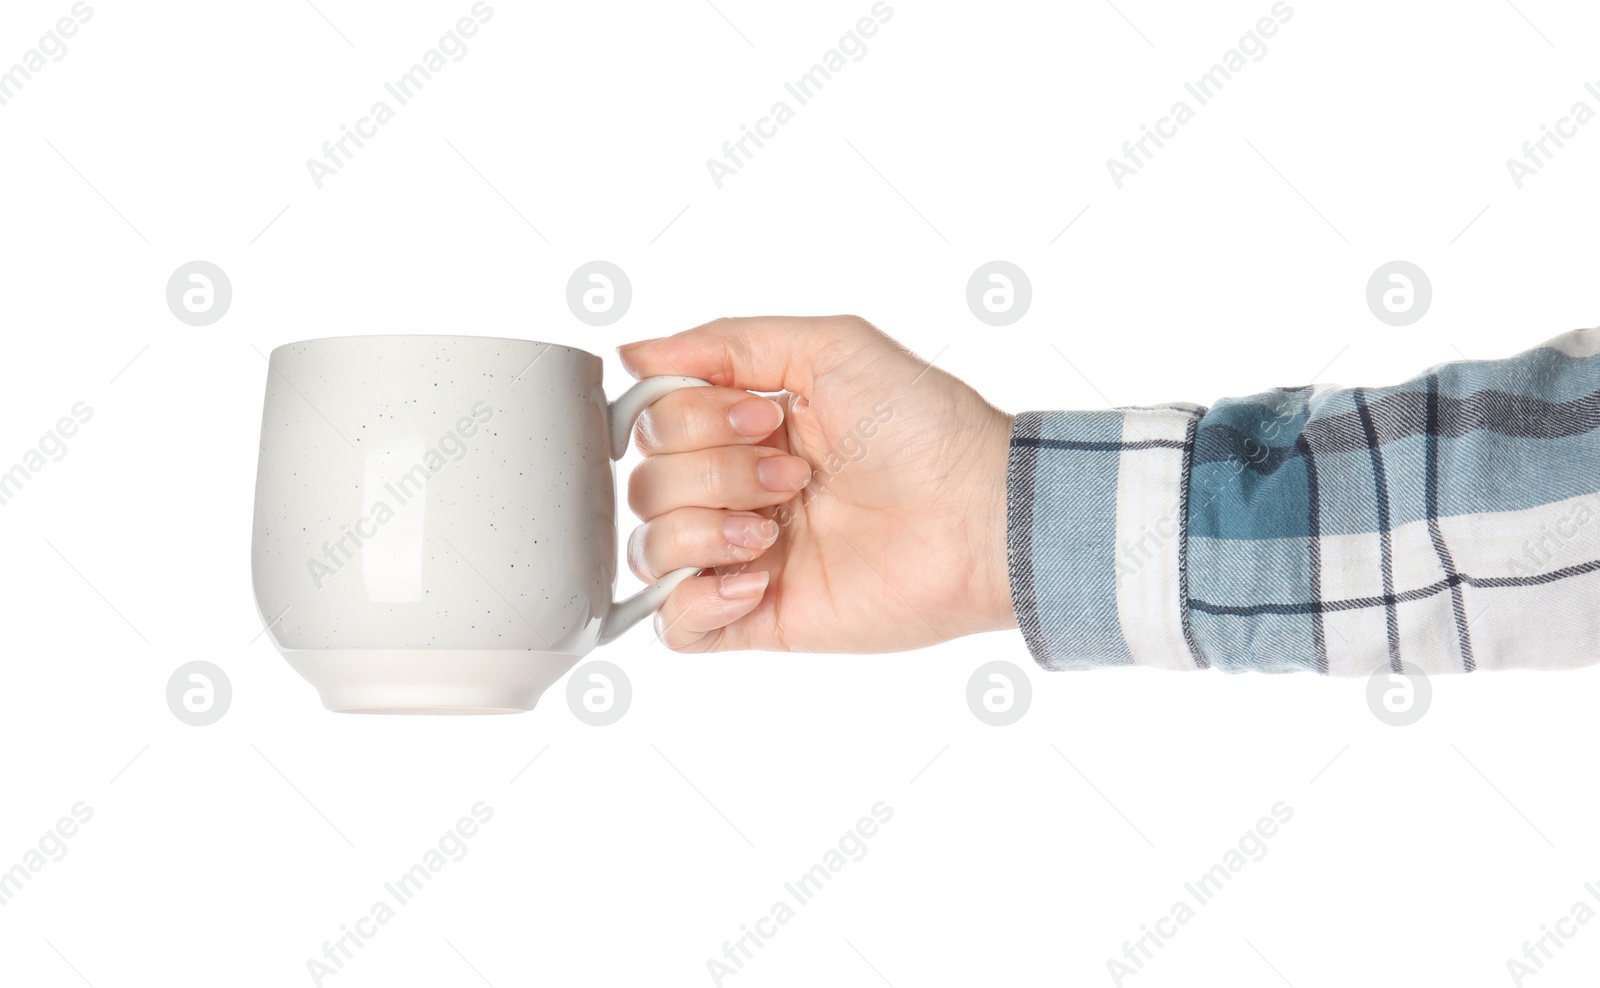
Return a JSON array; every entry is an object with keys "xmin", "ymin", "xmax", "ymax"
[{"xmin": 269, "ymin": 334, "xmax": 599, "ymax": 361}]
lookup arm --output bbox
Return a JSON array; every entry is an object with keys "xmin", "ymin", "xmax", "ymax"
[{"xmin": 1011, "ymin": 327, "xmax": 1600, "ymax": 675}]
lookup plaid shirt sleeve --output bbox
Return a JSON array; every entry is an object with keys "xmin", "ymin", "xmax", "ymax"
[{"xmin": 1007, "ymin": 327, "xmax": 1600, "ymax": 675}]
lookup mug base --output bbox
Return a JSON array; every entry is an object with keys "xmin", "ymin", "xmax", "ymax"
[{"xmin": 280, "ymin": 648, "xmax": 583, "ymax": 715}]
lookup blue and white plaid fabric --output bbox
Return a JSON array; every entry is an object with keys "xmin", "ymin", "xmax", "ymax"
[{"xmin": 1008, "ymin": 328, "xmax": 1600, "ymax": 675}]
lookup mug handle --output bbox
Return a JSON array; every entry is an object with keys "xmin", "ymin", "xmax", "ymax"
[{"xmin": 599, "ymin": 375, "xmax": 711, "ymax": 645}]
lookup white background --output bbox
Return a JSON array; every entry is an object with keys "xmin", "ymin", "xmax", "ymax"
[{"xmin": 2, "ymin": 0, "xmax": 1598, "ymax": 985}]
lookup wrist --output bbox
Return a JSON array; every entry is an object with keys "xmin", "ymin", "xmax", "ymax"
[{"xmin": 970, "ymin": 409, "xmax": 1019, "ymax": 634}]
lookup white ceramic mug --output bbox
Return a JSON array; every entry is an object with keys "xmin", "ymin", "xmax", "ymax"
[{"xmin": 250, "ymin": 334, "xmax": 706, "ymax": 714}]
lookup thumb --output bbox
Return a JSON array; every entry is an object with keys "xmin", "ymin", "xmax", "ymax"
[{"xmin": 618, "ymin": 316, "xmax": 873, "ymax": 394}]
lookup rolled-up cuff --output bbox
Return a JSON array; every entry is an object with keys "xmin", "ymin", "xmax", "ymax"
[{"xmin": 1007, "ymin": 406, "xmax": 1209, "ymax": 671}]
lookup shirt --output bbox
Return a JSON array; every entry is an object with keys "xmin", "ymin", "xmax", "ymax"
[{"xmin": 1007, "ymin": 327, "xmax": 1600, "ymax": 675}]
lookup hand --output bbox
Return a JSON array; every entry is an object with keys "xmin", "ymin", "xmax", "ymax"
[{"xmin": 618, "ymin": 315, "xmax": 1017, "ymax": 652}]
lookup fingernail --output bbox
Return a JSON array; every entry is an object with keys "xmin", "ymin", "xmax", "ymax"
[
  {"xmin": 727, "ymin": 396, "xmax": 783, "ymax": 438},
  {"xmin": 724, "ymin": 513, "xmax": 780, "ymax": 550},
  {"xmin": 719, "ymin": 571, "xmax": 769, "ymax": 600},
  {"xmin": 756, "ymin": 455, "xmax": 811, "ymax": 492},
  {"xmin": 616, "ymin": 339, "xmax": 661, "ymax": 378}
]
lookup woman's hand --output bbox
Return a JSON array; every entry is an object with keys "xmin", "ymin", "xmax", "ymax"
[{"xmin": 620, "ymin": 315, "xmax": 1017, "ymax": 652}]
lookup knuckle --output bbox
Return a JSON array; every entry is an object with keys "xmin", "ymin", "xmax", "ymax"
[
  {"xmin": 634, "ymin": 394, "xmax": 715, "ymax": 454},
  {"xmin": 674, "ymin": 399, "xmax": 708, "ymax": 448},
  {"xmin": 667, "ymin": 621, "xmax": 713, "ymax": 653},
  {"xmin": 661, "ymin": 617, "xmax": 695, "ymax": 652},
  {"xmin": 626, "ymin": 525, "xmax": 654, "ymax": 581},
  {"xmin": 626, "ymin": 462, "xmax": 651, "ymax": 517},
  {"xmin": 632, "ymin": 414, "xmax": 659, "ymax": 454},
  {"xmin": 666, "ymin": 511, "xmax": 698, "ymax": 562},
  {"xmin": 834, "ymin": 313, "xmax": 874, "ymax": 338},
  {"xmin": 698, "ymin": 450, "xmax": 730, "ymax": 502},
  {"xmin": 633, "ymin": 400, "xmax": 676, "ymax": 454}
]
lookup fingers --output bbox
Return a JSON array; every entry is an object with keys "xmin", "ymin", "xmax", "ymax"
[
  {"xmin": 634, "ymin": 386, "xmax": 785, "ymax": 455},
  {"xmin": 617, "ymin": 315, "xmax": 884, "ymax": 394},
  {"xmin": 653, "ymin": 571, "xmax": 770, "ymax": 652},
  {"xmin": 627, "ymin": 508, "xmax": 780, "ymax": 581},
  {"xmin": 628, "ymin": 445, "xmax": 810, "ymax": 520}
]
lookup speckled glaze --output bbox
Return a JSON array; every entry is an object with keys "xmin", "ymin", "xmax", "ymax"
[{"xmin": 250, "ymin": 335, "xmax": 704, "ymax": 714}]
